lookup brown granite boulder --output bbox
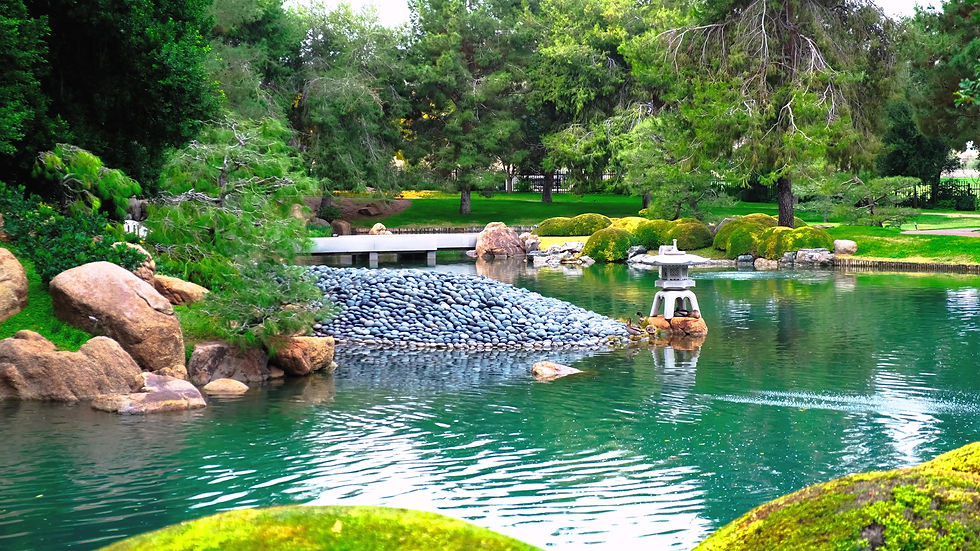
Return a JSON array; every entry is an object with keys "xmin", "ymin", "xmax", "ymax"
[
  {"xmin": 369, "ymin": 222, "xmax": 392, "ymax": 235},
  {"xmin": 189, "ymin": 341, "xmax": 270, "ymax": 385},
  {"xmin": 49, "ymin": 262, "xmax": 185, "ymax": 375},
  {"xmin": 202, "ymin": 378, "xmax": 249, "ymax": 396},
  {"xmin": 153, "ymin": 275, "xmax": 209, "ymax": 306},
  {"xmin": 531, "ymin": 360, "xmax": 582, "ymax": 381},
  {"xmin": 270, "ymin": 336, "xmax": 336, "ymax": 376},
  {"xmin": 92, "ymin": 372, "xmax": 206, "ymax": 414},
  {"xmin": 669, "ymin": 316, "xmax": 708, "ymax": 337},
  {"xmin": 0, "ymin": 248, "xmax": 28, "ymax": 323},
  {"xmin": 113, "ymin": 242, "xmax": 155, "ymax": 283},
  {"xmin": 476, "ymin": 222, "xmax": 525, "ymax": 258},
  {"xmin": 0, "ymin": 331, "xmax": 143, "ymax": 402},
  {"xmin": 330, "ymin": 219, "xmax": 352, "ymax": 235}
]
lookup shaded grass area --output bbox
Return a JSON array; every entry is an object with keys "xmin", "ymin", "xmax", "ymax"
[
  {"xmin": 828, "ymin": 226, "xmax": 980, "ymax": 265},
  {"xmin": 372, "ymin": 192, "xmax": 644, "ymax": 227},
  {"xmin": 0, "ymin": 251, "xmax": 92, "ymax": 350},
  {"xmin": 101, "ymin": 505, "xmax": 541, "ymax": 551}
]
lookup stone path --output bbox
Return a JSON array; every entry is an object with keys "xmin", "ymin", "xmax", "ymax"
[{"xmin": 901, "ymin": 228, "xmax": 980, "ymax": 237}]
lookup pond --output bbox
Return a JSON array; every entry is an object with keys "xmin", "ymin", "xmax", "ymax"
[{"xmin": 1, "ymin": 262, "xmax": 979, "ymax": 550}]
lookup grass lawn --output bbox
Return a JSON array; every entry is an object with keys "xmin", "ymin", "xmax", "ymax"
[
  {"xmin": 370, "ymin": 192, "xmax": 645, "ymax": 227},
  {"xmin": 0, "ymin": 251, "xmax": 92, "ymax": 350},
  {"xmin": 828, "ymin": 226, "xmax": 980, "ymax": 265}
]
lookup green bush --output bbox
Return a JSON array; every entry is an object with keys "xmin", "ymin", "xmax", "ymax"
[
  {"xmin": 666, "ymin": 221, "xmax": 713, "ymax": 250},
  {"xmin": 0, "ymin": 182, "xmax": 146, "ymax": 283},
  {"xmin": 582, "ymin": 227, "xmax": 635, "ymax": 262},
  {"xmin": 569, "ymin": 213, "xmax": 612, "ymax": 235},
  {"xmin": 758, "ymin": 226, "xmax": 833, "ymax": 259},
  {"xmin": 793, "ymin": 216, "xmax": 807, "ymax": 228},
  {"xmin": 100, "ymin": 505, "xmax": 540, "ymax": 551},
  {"xmin": 713, "ymin": 218, "xmax": 745, "ymax": 250},
  {"xmin": 632, "ymin": 219, "xmax": 673, "ymax": 249},
  {"xmin": 724, "ymin": 222, "xmax": 767, "ymax": 258},
  {"xmin": 536, "ymin": 216, "xmax": 575, "ymax": 236},
  {"xmin": 33, "ymin": 144, "xmax": 141, "ymax": 220},
  {"xmin": 611, "ymin": 216, "xmax": 647, "ymax": 234},
  {"xmin": 741, "ymin": 213, "xmax": 779, "ymax": 227}
]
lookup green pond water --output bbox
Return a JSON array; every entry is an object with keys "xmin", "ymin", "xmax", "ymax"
[{"xmin": 1, "ymin": 262, "xmax": 979, "ymax": 550}]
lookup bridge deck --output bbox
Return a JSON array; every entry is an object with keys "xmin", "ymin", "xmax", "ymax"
[{"xmin": 310, "ymin": 233, "xmax": 479, "ymax": 254}]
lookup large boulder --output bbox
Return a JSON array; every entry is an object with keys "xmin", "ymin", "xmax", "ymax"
[
  {"xmin": 49, "ymin": 262, "xmax": 185, "ymax": 375},
  {"xmin": 153, "ymin": 275, "xmax": 209, "ymax": 306},
  {"xmin": 669, "ymin": 316, "xmax": 708, "ymax": 337},
  {"xmin": 476, "ymin": 222, "xmax": 525, "ymax": 258},
  {"xmin": 834, "ymin": 239, "xmax": 858, "ymax": 255},
  {"xmin": 0, "ymin": 331, "xmax": 143, "ymax": 402},
  {"xmin": 92, "ymin": 372, "xmax": 206, "ymax": 414},
  {"xmin": 330, "ymin": 219, "xmax": 352, "ymax": 236},
  {"xmin": 270, "ymin": 336, "xmax": 336, "ymax": 377},
  {"xmin": 189, "ymin": 341, "xmax": 270, "ymax": 385},
  {"xmin": 369, "ymin": 222, "xmax": 392, "ymax": 235},
  {"xmin": 0, "ymin": 248, "xmax": 28, "ymax": 322}
]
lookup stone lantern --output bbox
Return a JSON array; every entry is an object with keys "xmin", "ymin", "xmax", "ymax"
[{"xmin": 648, "ymin": 239, "xmax": 709, "ymax": 320}]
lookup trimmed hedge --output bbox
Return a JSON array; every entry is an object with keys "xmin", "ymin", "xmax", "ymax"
[
  {"xmin": 632, "ymin": 219, "xmax": 673, "ymax": 249},
  {"xmin": 569, "ymin": 213, "xmax": 612, "ymax": 235},
  {"xmin": 582, "ymin": 227, "xmax": 635, "ymax": 262},
  {"xmin": 100, "ymin": 506, "xmax": 540, "ymax": 551},
  {"xmin": 758, "ymin": 226, "xmax": 833, "ymax": 259},
  {"xmin": 725, "ymin": 222, "xmax": 767, "ymax": 258},
  {"xmin": 611, "ymin": 216, "xmax": 648, "ymax": 234},
  {"xmin": 536, "ymin": 216, "xmax": 574, "ymax": 236},
  {"xmin": 666, "ymin": 221, "xmax": 712, "ymax": 250}
]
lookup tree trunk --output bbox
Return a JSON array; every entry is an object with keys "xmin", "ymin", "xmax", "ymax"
[
  {"xmin": 317, "ymin": 191, "xmax": 334, "ymax": 221},
  {"xmin": 642, "ymin": 191, "xmax": 652, "ymax": 210},
  {"xmin": 459, "ymin": 187, "xmax": 471, "ymax": 215},
  {"xmin": 776, "ymin": 176, "xmax": 794, "ymax": 227},
  {"xmin": 542, "ymin": 172, "xmax": 554, "ymax": 203}
]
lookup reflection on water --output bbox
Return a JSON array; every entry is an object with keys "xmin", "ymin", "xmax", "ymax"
[{"xmin": 1, "ymin": 263, "xmax": 979, "ymax": 550}]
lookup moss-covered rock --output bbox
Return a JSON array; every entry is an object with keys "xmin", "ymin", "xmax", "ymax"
[
  {"xmin": 100, "ymin": 505, "xmax": 540, "ymax": 551},
  {"xmin": 758, "ymin": 226, "xmax": 834, "ymax": 259},
  {"xmin": 611, "ymin": 216, "xmax": 648, "ymax": 234},
  {"xmin": 695, "ymin": 442, "xmax": 980, "ymax": 551},
  {"xmin": 569, "ymin": 213, "xmax": 612, "ymax": 235},
  {"xmin": 632, "ymin": 219, "xmax": 673, "ymax": 249},
  {"xmin": 582, "ymin": 227, "xmax": 635, "ymax": 262},
  {"xmin": 725, "ymin": 222, "xmax": 767, "ymax": 258},
  {"xmin": 536, "ymin": 216, "xmax": 574, "ymax": 236},
  {"xmin": 666, "ymin": 221, "xmax": 713, "ymax": 250}
]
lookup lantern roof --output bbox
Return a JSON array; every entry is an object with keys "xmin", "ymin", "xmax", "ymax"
[{"xmin": 648, "ymin": 240, "xmax": 710, "ymax": 266}]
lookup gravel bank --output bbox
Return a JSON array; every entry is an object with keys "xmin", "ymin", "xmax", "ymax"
[{"xmin": 309, "ymin": 267, "xmax": 629, "ymax": 349}]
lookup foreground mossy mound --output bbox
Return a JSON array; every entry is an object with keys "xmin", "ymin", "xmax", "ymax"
[
  {"xmin": 696, "ymin": 442, "xmax": 980, "ymax": 551},
  {"xmin": 568, "ymin": 213, "xmax": 612, "ymax": 235},
  {"xmin": 101, "ymin": 505, "xmax": 540, "ymax": 551},
  {"xmin": 666, "ymin": 221, "xmax": 712, "ymax": 250},
  {"xmin": 610, "ymin": 216, "xmax": 648, "ymax": 234},
  {"xmin": 757, "ymin": 226, "xmax": 833, "ymax": 259},
  {"xmin": 582, "ymin": 227, "xmax": 635, "ymax": 261},
  {"xmin": 632, "ymin": 219, "xmax": 674, "ymax": 249},
  {"xmin": 536, "ymin": 216, "xmax": 574, "ymax": 236}
]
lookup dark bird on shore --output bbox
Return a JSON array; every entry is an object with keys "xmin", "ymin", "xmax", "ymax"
[{"xmin": 625, "ymin": 317, "xmax": 644, "ymax": 336}]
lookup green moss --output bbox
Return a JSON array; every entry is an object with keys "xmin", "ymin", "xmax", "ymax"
[
  {"xmin": 632, "ymin": 219, "xmax": 673, "ymax": 249},
  {"xmin": 582, "ymin": 227, "xmax": 635, "ymax": 262},
  {"xmin": 666, "ymin": 221, "xmax": 713, "ymax": 250},
  {"xmin": 741, "ymin": 213, "xmax": 779, "ymax": 227},
  {"xmin": 610, "ymin": 216, "xmax": 648, "ymax": 234},
  {"xmin": 793, "ymin": 216, "xmax": 807, "ymax": 228},
  {"xmin": 536, "ymin": 216, "xmax": 574, "ymax": 236},
  {"xmin": 757, "ymin": 226, "xmax": 833, "ymax": 259},
  {"xmin": 725, "ymin": 222, "xmax": 767, "ymax": 258},
  {"xmin": 100, "ymin": 505, "xmax": 540, "ymax": 551},
  {"xmin": 568, "ymin": 213, "xmax": 612, "ymax": 235},
  {"xmin": 0, "ymin": 250, "xmax": 92, "ymax": 351},
  {"xmin": 696, "ymin": 442, "xmax": 980, "ymax": 551}
]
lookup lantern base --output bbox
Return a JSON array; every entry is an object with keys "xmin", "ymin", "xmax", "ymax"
[{"xmin": 651, "ymin": 290, "xmax": 701, "ymax": 320}]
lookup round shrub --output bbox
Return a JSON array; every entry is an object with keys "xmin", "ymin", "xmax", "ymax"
[
  {"xmin": 569, "ymin": 213, "xmax": 612, "ymax": 235},
  {"xmin": 741, "ymin": 213, "xmax": 779, "ymax": 227},
  {"xmin": 695, "ymin": 442, "xmax": 980, "ymax": 551},
  {"xmin": 536, "ymin": 216, "xmax": 574, "ymax": 236},
  {"xmin": 101, "ymin": 505, "xmax": 540, "ymax": 551},
  {"xmin": 724, "ymin": 222, "xmax": 767, "ymax": 258},
  {"xmin": 666, "ymin": 221, "xmax": 712, "ymax": 250},
  {"xmin": 582, "ymin": 227, "xmax": 635, "ymax": 262},
  {"xmin": 793, "ymin": 216, "xmax": 807, "ymax": 228},
  {"xmin": 611, "ymin": 216, "xmax": 647, "ymax": 234},
  {"xmin": 758, "ymin": 226, "xmax": 833, "ymax": 259},
  {"xmin": 632, "ymin": 219, "xmax": 673, "ymax": 249}
]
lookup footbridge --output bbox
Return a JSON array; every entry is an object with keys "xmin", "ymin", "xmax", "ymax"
[{"xmin": 310, "ymin": 233, "xmax": 480, "ymax": 267}]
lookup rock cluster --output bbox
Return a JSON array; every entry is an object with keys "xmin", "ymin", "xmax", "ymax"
[
  {"xmin": 91, "ymin": 372, "xmax": 206, "ymax": 414},
  {"xmin": 527, "ymin": 241, "xmax": 596, "ymax": 268},
  {"xmin": 780, "ymin": 248, "xmax": 834, "ymax": 268},
  {"xmin": 0, "ymin": 330, "xmax": 144, "ymax": 402},
  {"xmin": 310, "ymin": 267, "xmax": 629, "ymax": 349}
]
